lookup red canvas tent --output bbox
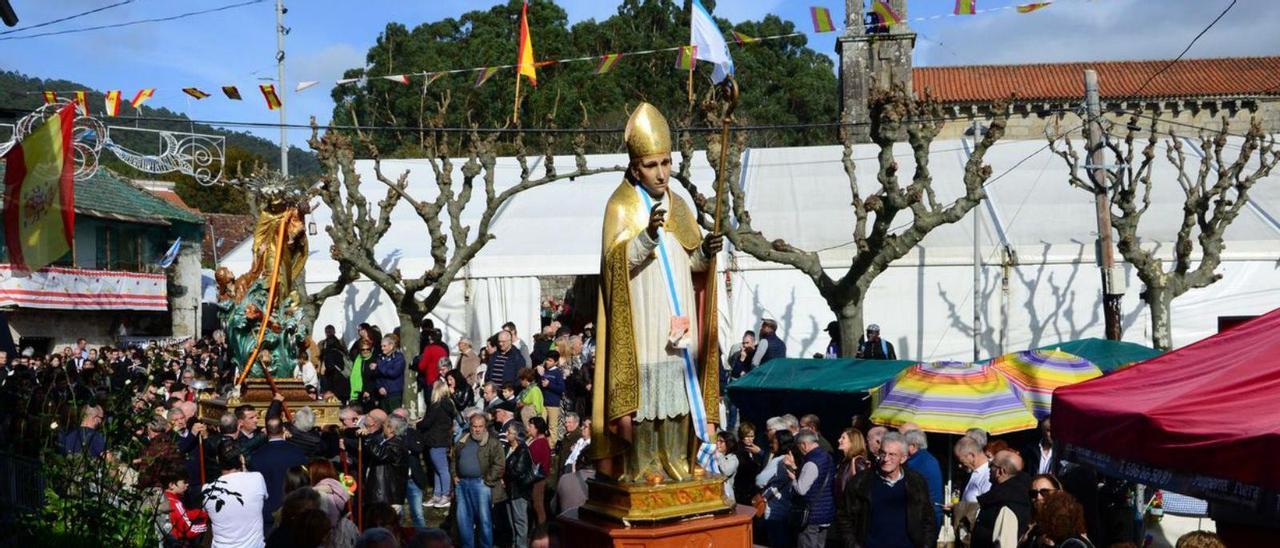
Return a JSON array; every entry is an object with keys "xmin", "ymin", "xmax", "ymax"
[{"xmin": 1053, "ymin": 307, "xmax": 1280, "ymax": 511}]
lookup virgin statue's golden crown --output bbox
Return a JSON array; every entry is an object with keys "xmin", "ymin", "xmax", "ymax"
[{"xmin": 624, "ymin": 102, "xmax": 671, "ymax": 160}]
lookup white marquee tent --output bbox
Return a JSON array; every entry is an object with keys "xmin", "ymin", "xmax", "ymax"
[{"xmin": 219, "ymin": 135, "xmax": 1280, "ymax": 360}]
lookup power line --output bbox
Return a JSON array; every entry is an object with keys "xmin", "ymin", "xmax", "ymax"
[
  {"xmin": 0, "ymin": 0, "xmax": 135, "ymax": 36},
  {"xmin": 0, "ymin": 0, "xmax": 265, "ymax": 41},
  {"xmin": 1129, "ymin": 0, "xmax": 1237, "ymax": 97}
]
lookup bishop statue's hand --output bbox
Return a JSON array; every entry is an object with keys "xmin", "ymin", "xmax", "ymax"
[
  {"xmin": 646, "ymin": 204, "xmax": 666, "ymax": 240},
  {"xmin": 702, "ymin": 233, "xmax": 724, "ymax": 256}
]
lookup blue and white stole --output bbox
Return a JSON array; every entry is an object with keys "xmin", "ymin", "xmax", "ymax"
[{"xmin": 636, "ymin": 186, "xmax": 719, "ymax": 474}]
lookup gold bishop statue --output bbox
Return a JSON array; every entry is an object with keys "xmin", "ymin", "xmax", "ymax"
[{"xmin": 589, "ymin": 103, "xmax": 724, "ymax": 489}]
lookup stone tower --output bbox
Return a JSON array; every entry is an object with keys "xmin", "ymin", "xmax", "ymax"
[{"xmin": 835, "ymin": 0, "xmax": 916, "ymax": 142}]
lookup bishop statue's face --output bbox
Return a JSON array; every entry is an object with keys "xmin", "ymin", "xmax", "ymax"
[{"xmin": 631, "ymin": 153, "xmax": 672, "ymax": 199}]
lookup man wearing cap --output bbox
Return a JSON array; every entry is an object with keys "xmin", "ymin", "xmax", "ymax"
[
  {"xmin": 592, "ymin": 102, "xmax": 723, "ymax": 483},
  {"xmin": 857, "ymin": 324, "xmax": 897, "ymax": 360},
  {"xmin": 751, "ymin": 319, "xmax": 787, "ymax": 368},
  {"xmin": 823, "ymin": 322, "xmax": 842, "ymax": 358}
]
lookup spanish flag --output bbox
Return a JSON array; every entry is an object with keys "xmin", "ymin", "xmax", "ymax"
[
  {"xmin": 74, "ymin": 91, "xmax": 89, "ymax": 115},
  {"xmin": 517, "ymin": 1, "xmax": 536, "ymax": 87},
  {"xmin": 595, "ymin": 53, "xmax": 623, "ymax": 75},
  {"xmin": 260, "ymin": 84, "xmax": 282, "ymax": 110},
  {"xmin": 183, "ymin": 87, "xmax": 211, "ymax": 100},
  {"xmin": 222, "ymin": 86, "xmax": 242, "ymax": 100},
  {"xmin": 104, "ymin": 91, "xmax": 122, "ymax": 116},
  {"xmin": 1017, "ymin": 2, "xmax": 1051, "ymax": 13},
  {"xmin": 872, "ymin": 0, "xmax": 903, "ymax": 26},
  {"xmin": 3, "ymin": 104, "xmax": 77, "ymax": 272},
  {"xmin": 131, "ymin": 88, "xmax": 155, "ymax": 109},
  {"xmin": 42, "ymin": 91, "xmax": 57, "ymax": 105}
]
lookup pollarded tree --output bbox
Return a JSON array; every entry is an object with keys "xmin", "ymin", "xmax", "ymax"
[
  {"xmin": 675, "ymin": 88, "xmax": 1007, "ymax": 357},
  {"xmin": 1049, "ymin": 116, "xmax": 1278, "ymax": 350},
  {"xmin": 307, "ymin": 104, "xmax": 624, "ymax": 415}
]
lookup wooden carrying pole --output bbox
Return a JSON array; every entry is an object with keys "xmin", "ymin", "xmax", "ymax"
[{"xmin": 701, "ymin": 77, "xmax": 739, "ymax": 398}]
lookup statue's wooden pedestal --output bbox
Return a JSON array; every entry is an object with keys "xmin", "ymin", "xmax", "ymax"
[
  {"xmin": 557, "ymin": 505, "xmax": 754, "ymax": 548},
  {"xmin": 197, "ymin": 378, "xmax": 342, "ymax": 426}
]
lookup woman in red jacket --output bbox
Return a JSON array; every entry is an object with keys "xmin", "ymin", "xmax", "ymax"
[{"xmin": 526, "ymin": 416, "xmax": 552, "ymax": 526}]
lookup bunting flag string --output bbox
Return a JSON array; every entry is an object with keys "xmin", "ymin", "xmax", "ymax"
[{"xmin": 26, "ymin": 0, "xmax": 1081, "ymax": 117}]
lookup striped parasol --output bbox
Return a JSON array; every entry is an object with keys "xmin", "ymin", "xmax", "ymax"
[
  {"xmin": 870, "ymin": 361, "xmax": 1038, "ymax": 435},
  {"xmin": 990, "ymin": 349, "xmax": 1102, "ymax": 419}
]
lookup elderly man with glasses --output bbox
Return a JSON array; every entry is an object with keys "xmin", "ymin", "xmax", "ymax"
[
  {"xmin": 837, "ymin": 432, "xmax": 935, "ymax": 548},
  {"xmin": 971, "ymin": 450, "xmax": 1032, "ymax": 548}
]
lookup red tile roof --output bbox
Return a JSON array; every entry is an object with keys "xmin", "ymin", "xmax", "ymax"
[
  {"xmin": 202, "ymin": 213, "xmax": 255, "ymax": 266},
  {"xmin": 148, "ymin": 188, "xmax": 197, "ymax": 212},
  {"xmin": 913, "ymin": 56, "xmax": 1280, "ymax": 103}
]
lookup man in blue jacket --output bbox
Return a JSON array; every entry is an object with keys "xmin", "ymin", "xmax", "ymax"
[
  {"xmin": 372, "ymin": 335, "xmax": 405, "ymax": 412},
  {"xmin": 903, "ymin": 427, "xmax": 944, "ymax": 544}
]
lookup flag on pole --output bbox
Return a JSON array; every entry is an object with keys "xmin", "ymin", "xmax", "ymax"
[
  {"xmin": 474, "ymin": 67, "xmax": 500, "ymax": 88},
  {"xmin": 295, "ymin": 80, "xmax": 319, "ymax": 92},
  {"xmin": 2, "ymin": 103, "xmax": 77, "ymax": 272},
  {"xmin": 954, "ymin": 0, "xmax": 976, "ymax": 15},
  {"xmin": 690, "ymin": 0, "xmax": 733, "ymax": 84},
  {"xmin": 131, "ymin": 88, "xmax": 154, "ymax": 109},
  {"xmin": 104, "ymin": 91, "xmax": 122, "ymax": 116},
  {"xmin": 42, "ymin": 91, "xmax": 57, "ymax": 105},
  {"xmin": 675, "ymin": 45, "xmax": 697, "ymax": 70},
  {"xmin": 1017, "ymin": 2, "xmax": 1051, "ymax": 13},
  {"xmin": 259, "ymin": 84, "xmax": 282, "ymax": 110},
  {"xmin": 73, "ymin": 91, "xmax": 89, "ymax": 115},
  {"xmin": 731, "ymin": 30, "xmax": 758, "ymax": 44},
  {"xmin": 595, "ymin": 53, "xmax": 623, "ymax": 74},
  {"xmin": 183, "ymin": 87, "xmax": 210, "ymax": 100},
  {"xmin": 156, "ymin": 237, "xmax": 182, "ymax": 268},
  {"xmin": 383, "ymin": 74, "xmax": 410, "ymax": 85},
  {"xmin": 872, "ymin": 0, "xmax": 904, "ymax": 26},
  {"xmin": 222, "ymin": 86, "xmax": 242, "ymax": 100},
  {"xmin": 810, "ymin": 6, "xmax": 836, "ymax": 32},
  {"xmin": 517, "ymin": 1, "xmax": 537, "ymax": 87}
]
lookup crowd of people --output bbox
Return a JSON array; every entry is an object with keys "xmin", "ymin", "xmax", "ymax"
[{"xmin": 0, "ymin": 319, "xmax": 1225, "ymax": 548}]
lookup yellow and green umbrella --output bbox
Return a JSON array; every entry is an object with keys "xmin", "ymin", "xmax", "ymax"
[
  {"xmin": 870, "ymin": 361, "xmax": 1038, "ymax": 435},
  {"xmin": 990, "ymin": 349, "xmax": 1103, "ymax": 419}
]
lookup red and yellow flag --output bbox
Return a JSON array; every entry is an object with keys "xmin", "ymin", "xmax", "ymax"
[
  {"xmin": 474, "ymin": 67, "xmax": 500, "ymax": 88},
  {"xmin": 3, "ymin": 104, "xmax": 77, "ymax": 272},
  {"xmin": 517, "ymin": 1, "xmax": 537, "ymax": 87},
  {"xmin": 74, "ymin": 91, "xmax": 89, "ymax": 115},
  {"xmin": 222, "ymin": 86, "xmax": 242, "ymax": 100},
  {"xmin": 42, "ymin": 91, "xmax": 57, "ymax": 105},
  {"xmin": 810, "ymin": 7, "xmax": 835, "ymax": 33},
  {"xmin": 595, "ymin": 53, "xmax": 623, "ymax": 75},
  {"xmin": 731, "ymin": 30, "xmax": 758, "ymax": 44},
  {"xmin": 1017, "ymin": 2, "xmax": 1051, "ymax": 13},
  {"xmin": 131, "ymin": 88, "xmax": 154, "ymax": 109},
  {"xmin": 259, "ymin": 84, "xmax": 282, "ymax": 110},
  {"xmin": 104, "ymin": 90, "xmax": 122, "ymax": 116},
  {"xmin": 955, "ymin": 0, "xmax": 976, "ymax": 15},
  {"xmin": 872, "ymin": 0, "xmax": 903, "ymax": 26},
  {"xmin": 183, "ymin": 87, "xmax": 211, "ymax": 99}
]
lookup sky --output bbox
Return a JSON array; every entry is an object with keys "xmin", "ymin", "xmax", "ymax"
[{"xmin": 2, "ymin": 0, "xmax": 1277, "ymax": 143}]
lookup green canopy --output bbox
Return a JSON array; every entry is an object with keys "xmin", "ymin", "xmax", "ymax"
[
  {"xmin": 728, "ymin": 357, "xmax": 916, "ymax": 395},
  {"xmin": 1026, "ymin": 338, "xmax": 1162, "ymax": 374}
]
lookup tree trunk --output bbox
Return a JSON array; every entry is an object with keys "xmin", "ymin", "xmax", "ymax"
[
  {"xmin": 397, "ymin": 312, "xmax": 424, "ymax": 419},
  {"xmin": 836, "ymin": 300, "xmax": 865, "ymax": 358},
  {"xmin": 1145, "ymin": 284, "xmax": 1174, "ymax": 351}
]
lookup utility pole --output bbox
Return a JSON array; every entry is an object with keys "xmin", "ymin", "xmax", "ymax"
[
  {"xmin": 972, "ymin": 121, "xmax": 982, "ymax": 362},
  {"xmin": 276, "ymin": 0, "xmax": 289, "ymax": 177},
  {"xmin": 1083, "ymin": 69, "xmax": 1123, "ymax": 340}
]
